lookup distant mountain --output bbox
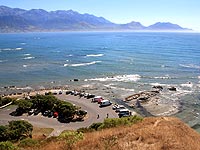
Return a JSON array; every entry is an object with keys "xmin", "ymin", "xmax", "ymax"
[
  {"xmin": 119, "ymin": 21, "xmax": 146, "ymax": 30},
  {"xmin": 0, "ymin": 6, "xmax": 191, "ymax": 32},
  {"xmin": 147, "ymin": 22, "xmax": 188, "ymax": 30}
]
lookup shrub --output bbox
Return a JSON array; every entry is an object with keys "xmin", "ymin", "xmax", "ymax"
[
  {"xmin": 77, "ymin": 127, "xmax": 93, "ymax": 133},
  {"xmin": 18, "ymin": 138, "xmax": 39, "ymax": 148},
  {"xmin": 0, "ymin": 97, "xmax": 13, "ymax": 107},
  {"xmin": 0, "ymin": 141, "xmax": 16, "ymax": 150},
  {"xmin": 89, "ymin": 122, "xmax": 103, "ymax": 131},
  {"xmin": 59, "ymin": 131, "xmax": 84, "ymax": 150},
  {"xmin": 99, "ymin": 115, "xmax": 143, "ymax": 129}
]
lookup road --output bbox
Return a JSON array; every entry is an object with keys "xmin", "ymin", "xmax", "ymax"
[{"xmin": 0, "ymin": 94, "xmax": 118, "ymax": 136}]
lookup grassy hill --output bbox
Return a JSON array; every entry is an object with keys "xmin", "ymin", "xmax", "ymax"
[{"xmin": 19, "ymin": 117, "xmax": 200, "ymax": 150}]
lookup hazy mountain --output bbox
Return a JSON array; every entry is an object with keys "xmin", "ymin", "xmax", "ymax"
[
  {"xmin": 119, "ymin": 21, "xmax": 146, "ymax": 30},
  {"xmin": 0, "ymin": 6, "xmax": 190, "ymax": 32},
  {"xmin": 147, "ymin": 22, "xmax": 188, "ymax": 30}
]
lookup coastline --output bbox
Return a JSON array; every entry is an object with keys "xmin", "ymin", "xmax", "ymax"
[{"xmin": 0, "ymin": 80, "xmax": 183, "ymax": 117}]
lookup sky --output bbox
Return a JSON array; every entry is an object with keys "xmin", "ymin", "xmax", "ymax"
[{"xmin": 0, "ymin": 0, "xmax": 200, "ymax": 31}]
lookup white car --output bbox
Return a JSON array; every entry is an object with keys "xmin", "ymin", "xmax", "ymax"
[{"xmin": 100, "ymin": 100, "xmax": 112, "ymax": 107}]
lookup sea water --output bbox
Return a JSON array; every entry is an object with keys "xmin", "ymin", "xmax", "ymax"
[{"xmin": 0, "ymin": 31, "xmax": 200, "ymax": 128}]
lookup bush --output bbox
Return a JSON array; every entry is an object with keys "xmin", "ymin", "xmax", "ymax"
[
  {"xmin": 79, "ymin": 116, "xmax": 143, "ymax": 132},
  {"xmin": 99, "ymin": 115, "xmax": 143, "ymax": 129},
  {"xmin": 59, "ymin": 131, "xmax": 84, "ymax": 150},
  {"xmin": 0, "ymin": 141, "xmax": 16, "ymax": 150},
  {"xmin": 77, "ymin": 127, "xmax": 93, "ymax": 133},
  {"xmin": 18, "ymin": 138, "xmax": 39, "ymax": 148},
  {"xmin": 0, "ymin": 97, "xmax": 13, "ymax": 107},
  {"xmin": 89, "ymin": 122, "xmax": 103, "ymax": 131}
]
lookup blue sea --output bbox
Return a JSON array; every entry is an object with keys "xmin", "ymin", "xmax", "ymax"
[{"xmin": 0, "ymin": 32, "xmax": 200, "ymax": 129}]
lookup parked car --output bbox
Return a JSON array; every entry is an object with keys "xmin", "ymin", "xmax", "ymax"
[
  {"xmin": 28, "ymin": 109, "xmax": 35, "ymax": 115},
  {"xmin": 112, "ymin": 104, "xmax": 119, "ymax": 110},
  {"xmin": 86, "ymin": 94, "xmax": 95, "ymax": 99},
  {"xmin": 115, "ymin": 105, "xmax": 126, "ymax": 112},
  {"xmin": 118, "ymin": 109, "xmax": 130, "ymax": 118},
  {"xmin": 43, "ymin": 110, "xmax": 50, "ymax": 116},
  {"xmin": 66, "ymin": 90, "xmax": 72, "ymax": 95},
  {"xmin": 100, "ymin": 100, "xmax": 112, "ymax": 107},
  {"xmin": 92, "ymin": 96, "xmax": 103, "ymax": 102}
]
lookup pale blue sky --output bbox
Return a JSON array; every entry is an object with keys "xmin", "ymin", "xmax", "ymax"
[{"xmin": 0, "ymin": 0, "xmax": 200, "ymax": 31}]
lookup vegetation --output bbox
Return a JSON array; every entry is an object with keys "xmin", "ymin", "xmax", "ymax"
[
  {"xmin": 77, "ymin": 115, "xmax": 143, "ymax": 133},
  {"xmin": 0, "ymin": 120, "xmax": 33, "ymax": 142},
  {"xmin": 0, "ymin": 97, "xmax": 14, "ymax": 107},
  {"xmin": 0, "ymin": 141, "xmax": 17, "ymax": 150},
  {"xmin": 18, "ymin": 138, "xmax": 39, "ymax": 148},
  {"xmin": 13, "ymin": 95, "xmax": 87, "ymax": 122},
  {"xmin": 59, "ymin": 131, "xmax": 84, "ymax": 150}
]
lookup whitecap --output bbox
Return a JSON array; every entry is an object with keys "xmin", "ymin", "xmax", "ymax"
[
  {"xmin": 104, "ymin": 84, "xmax": 135, "ymax": 92},
  {"xmin": 23, "ymin": 57, "xmax": 35, "ymax": 60},
  {"xmin": 23, "ymin": 65, "xmax": 28, "ymax": 68},
  {"xmin": 154, "ymin": 75, "xmax": 171, "ymax": 79},
  {"xmin": 180, "ymin": 82, "xmax": 193, "ymax": 88},
  {"xmin": 88, "ymin": 74, "xmax": 141, "ymax": 82},
  {"xmin": 150, "ymin": 83, "xmax": 168, "ymax": 86},
  {"xmin": 0, "ymin": 47, "xmax": 23, "ymax": 51},
  {"xmin": 20, "ymin": 43, "xmax": 26, "ymax": 45},
  {"xmin": 86, "ymin": 54, "xmax": 104, "ymax": 57},
  {"xmin": 24, "ymin": 54, "xmax": 31, "ymax": 56},
  {"xmin": 64, "ymin": 61, "xmax": 101, "ymax": 67},
  {"xmin": 180, "ymin": 64, "xmax": 200, "ymax": 69},
  {"xmin": 15, "ymin": 48, "xmax": 23, "ymax": 50}
]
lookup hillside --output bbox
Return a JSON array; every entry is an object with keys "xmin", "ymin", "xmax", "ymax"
[
  {"xmin": 0, "ymin": 5, "xmax": 190, "ymax": 32},
  {"xmin": 34, "ymin": 117, "xmax": 200, "ymax": 150}
]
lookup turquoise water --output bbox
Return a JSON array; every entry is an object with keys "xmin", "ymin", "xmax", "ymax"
[
  {"xmin": 0, "ymin": 31, "xmax": 200, "ymax": 129},
  {"xmin": 0, "ymin": 32, "xmax": 200, "ymax": 86}
]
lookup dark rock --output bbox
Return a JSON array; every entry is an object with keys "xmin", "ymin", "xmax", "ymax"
[
  {"xmin": 168, "ymin": 87, "xmax": 176, "ymax": 91},
  {"xmin": 152, "ymin": 85, "xmax": 163, "ymax": 90}
]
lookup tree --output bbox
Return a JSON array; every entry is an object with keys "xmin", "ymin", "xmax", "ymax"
[
  {"xmin": 8, "ymin": 120, "xmax": 33, "ymax": 141},
  {"xmin": 0, "ymin": 126, "xmax": 8, "ymax": 142},
  {"xmin": 17, "ymin": 99, "xmax": 33, "ymax": 113},
  {"xmin": 57, "ymin": 101, "xmax": 76, "ymax": 120}
]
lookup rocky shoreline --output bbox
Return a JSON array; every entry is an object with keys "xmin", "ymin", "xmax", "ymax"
[{"xmin": 0, "ymin": 81, "xmax": 182, "ymax": 117}]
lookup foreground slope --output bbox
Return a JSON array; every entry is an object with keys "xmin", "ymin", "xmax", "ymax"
[{"xmin": 41, "ymin": 117, "xmax": 200, "ymax": 150}]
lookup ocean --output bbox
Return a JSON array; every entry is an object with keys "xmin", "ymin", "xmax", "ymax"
[{"xmin": 0, "ymin": 32, "xmax": 200, "ymax": 129}]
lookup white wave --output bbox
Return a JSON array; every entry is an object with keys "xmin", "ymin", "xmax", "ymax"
[
  {"xmin": 154, "ymin": 76, "xmax": 170, "ymax": 79},
  {"xmin": 180, "ymin": 82, "xmax": 193, "ymax": 88},
  {"xmin": 23, "ymin": 65, "xmax": 28, "ymax": 68},
  {"xmin": 88, "ymin": 74, "xmax": 141, "ymax": 82},
  {"xmin": 104, "ymin": 84, "xmax": 135, "ymax": 92},
  {"xmin": 0, "ymin": 47, "xmax": 23, "ymax": 51},
  {"xmin": 0, "ymin": 60, "xmax": 3, "ymax": 63},
  {"xmin": 198, "ymin": 76, "xmax": 200, "ymax": 79},
  {"xmin": 24, "ymin": 54, "xmax": 31, "ymax": 56},
  {"xmin": 150, "ymin": 83, "xmax": 168, "ymax": 86},
  {"xmin": 86, "ymin": 54, "xmax": 104, "ymax": 57},
  {"xmin": 16, "ymin": 47, "xmax": 23, "ymax": 50},
  {"xmin": 23, "ymin": 57, "xmax": 35, "ymax": 60},
  {"xmin": 180, "ymin": 64, "xmax": 200, "ymax": 69},
  {"xmin": 64, "ymin": 61, "xmax": 101, "ymax": 67},
  {"xmin": 20, "ymin": 43, "xmax": 26, "ymax": 45},
  {"xmin": 67, "ymin": 54, "xmax": 73, "ymax": 57}
]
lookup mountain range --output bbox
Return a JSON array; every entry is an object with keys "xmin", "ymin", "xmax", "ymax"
[{"xmin": 0, "ymin": 6, "xmax": 191, "ymax": 33}]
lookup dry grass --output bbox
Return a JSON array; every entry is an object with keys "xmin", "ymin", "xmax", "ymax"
[
  {"xmin": 32, "ymin": 127, "xmax": 54, "ymax": 140},
  {"xmin": 28, "ymin": 117, "xmax": 200, "ymax": 150}
]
